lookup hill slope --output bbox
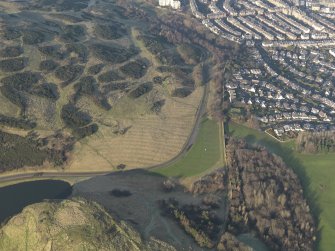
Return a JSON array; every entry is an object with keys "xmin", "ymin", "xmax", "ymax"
[{"xmin": 0, "ymin": 198, "xmax": 175, "ymax": 251}]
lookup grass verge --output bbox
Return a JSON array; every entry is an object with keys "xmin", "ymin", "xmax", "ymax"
[
  {"xmin": 153, "ymin": 118, "xmax": 222, "ymax": 177},
  {"xmin": 228, "ymin": 121, "xmax": 335, "ymax": 251}
]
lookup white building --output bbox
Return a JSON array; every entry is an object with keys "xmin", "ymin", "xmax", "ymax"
[{"xmin": 159, "ymin": 0, "xmax": 181, "ymax": 9}]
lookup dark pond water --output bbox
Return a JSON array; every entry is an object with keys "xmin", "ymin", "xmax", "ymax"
[{"xmin": 0, "ymin": 179, "xmax": 72, "ymax": 224}]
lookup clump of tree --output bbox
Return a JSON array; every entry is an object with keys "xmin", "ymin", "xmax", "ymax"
[
  {"xmin": 39, "ymin": 60, "xmax": 59, "ymax": 72},
  {"xmin": 73, "ymin": 76, "xmax": 111, "ymax": 110},
  {"xmin": 95, "ymin": 23, "xmax": 127, "ymax": 40},
  {"xmin": 120, "ymin": 59, "xmax": 148, "ymax": 79},
  {"xmin": 38, "ymin": 45, "xmax": 65, "ymax": 60},
  {"xmin": 22, "ymin": 30, "xmax": 46, "ymax": 45},
  {"xmin": 50, "ymin": 13, "xmax": 84, "ymax": 23},
  {"xmin": 3, "ymin": 27, "xmax": 22, "ymax": 40},
  {"xmin": 156, "ymin": 49, "xmax": 185, "ymax": 66},
  {"xmin": 296, "ymin": 131, "xmax": 335, "ymax": 153},
  {"xmin": 103, "ymin": 82, "xmax": 128, "ymax": 92},
  {"xmin": 0, "ymin": 46, "xmax": 23, "ymax": 58},
  {"xmin": 30, "ymin": 83, "xmax": 60, "ymax": 100},
  {"xmin": 0, "ymin": 115, "xmax": 36, "ymax": 130},
  {"xmin": 60, "ymin": 25, "xmax": 86, "ymax": 43},
  {"xmin": 160, "ymin": 199, "xmax": 222, "ymax": 248},
  {"xmin": 137, "ymin": 35, "xmax": 171, "ymax": 55},
  {"xmin": 151, "ymin": 100, "xmax": 165, "ymax": 114},
  {"xmin": 171, "ymin": 87, "xmax": 193, "ymax": 98},
  {"xmin": 177, "ymin": 44, "xmax": 207, "ymax": 65},
  {"xmin": 128, "ymin": 82, "xmax": 153, "ymax": 98},
  {"xmin": 98, "ymin": 70, "xmax": 124, "ymax": 83},
  {"xmin": 0, "ymin": 130, "xmax": 73, "ymax": 172},
  {"xmin": 66, "ymin": 43, "xmax": 88, "ymax": 63},
  {"xmin": 61, "ymin": 103, "xmax": 92, "ymax": 128},
  {"xmin": 209, "ymin": 64, "xmax": 225, "ymax": 121},
  {"xmin": 73, "ymin": 123, "xmax": 99, "ymax": 139},
  {"xmin": 0, "ymin": 57, "xmax": 27, "ymax": 72},
  {"xmin": 0, "ymin": 72, "xmax": 41, "ymax": 113},
  {"xmin": 1, "ymin": 71, "xmax": 40, "ymax": 90},
  {"xmin": 61, "ymin": 103, "xmax": 99, "ymax": 138},
  {"xmin": 216, "ymin": 232, "xmax": 251, "ymax": 251},
  {"xmin": 88, "ymin": 64, "xmax": 104, "ymax": 75},
  {"xmin": 55, "ymin": 64, "xmax": 84, "ymax": 86},
  {"xmin": 225, "ymin": 138, "xmax": 316, "ymax": 251},
  {"xmin": 90, "ymin": 43, "xmax": 138, "ymax": 64}
]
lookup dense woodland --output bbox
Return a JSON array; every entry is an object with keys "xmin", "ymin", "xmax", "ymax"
[{"xmin": 225, "ymin": 139, "xmax": 316, "ymax": 251}]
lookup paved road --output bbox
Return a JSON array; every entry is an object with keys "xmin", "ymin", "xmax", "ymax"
[{"xmin": 0, "ymin": 84, "xmax": 209, "ymax": 184}]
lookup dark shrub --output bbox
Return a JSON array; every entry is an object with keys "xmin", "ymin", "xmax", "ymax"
[{"xmin": 128, "ymin": 82, "xmax": 153, "ymax": 99}]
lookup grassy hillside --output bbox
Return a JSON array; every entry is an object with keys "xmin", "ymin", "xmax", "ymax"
[
  {"xmin": 0, "ymin": 198, "xmax": 175, "ymax": 251},
  {"xmin": 228, "ymin": 122, "xmax": 335, "ymax": 251}
]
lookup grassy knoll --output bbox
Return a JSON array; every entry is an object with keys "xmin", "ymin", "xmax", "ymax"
[
  {"xmin": 228, "ymin": 122, "xmax": 335, "ymax": 251},
  {"xmin": 153, "ymin": 118, "xmax": 223, "ymax": 177}
]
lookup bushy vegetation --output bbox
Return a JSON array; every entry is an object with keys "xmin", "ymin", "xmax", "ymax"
[
  {"xmin": 120, "ymin": 59, "xmax": 148, "ymax": 79},
  {"xmin": 160, "ymin": 199, "xmax": 222, "ymax": 248},
  {"xmin": 1, "ymin": 72, "xmax": 40, "ymax": 90},
  {"xmin": 0, "ymin": 115, "xmax": 36, "ymax": 130},
  {"xmin": 66, "ymin": 43, "xmax": 88, "ymax": 63},
  {"xmin": 55, "ymin": 64, "xmax": 84, "ymax": 85},
  {"xmin": 39, "ymin": 60, "xmax": 59, "ymax": 72},
  {"xmin": 95, "ymin": 23, "xmax": 127, "ymax": 40},
  {"xmin": 171, "ymin": 87, "xmax": 193, "ymax": 98},
  {"xmin": 0, "ymin": 57, "xmax": 26, "ymax": 72},
  {"xmin": 90, "ymin": 43, "xmax": 138, "ymax": 64},
  {"xmin": 98, "ymin": 70, "xmax": 124, "ymax": 83},
  {"xmin": 0, "ymin": 131, "xmax": 69, "ymax": 172},
  {"xmin": 30, "ymin": 83, "xmax": 60, "ymax": 100},
  {"xmin": 138, "ymin": 35, "xmax": 171, "ymax": 55},
  {"xmin": 61, "ymin": 103, "xmax": 92, "ymax": 129},
  {"xmin": 226, "ymin": 139, "xmax": 315, "ymax": 251},
  {"xmin": 88, "ymin": 64, "xmax": 104, "ymax": 75},
  {"xmin": 178, "ymin": 44, "xmax": 207, "ymax": 65},
  {"xmin": 61, "ymin": 104, "xmax": 99, "ymax": 138},
  {"xmin": 74, "ymin": 123, "xmax": 99, "ymax": 139},
  {"xmin": 50, "ymin": 13, "xmax": 84, "ymax": 23},
  {"xmin": 128, "ymin": 82, "xmax": 153, "ymax": 99},
  {"xmin": 38, "ymin": 0, "xmax": 89, "ymax": 11},
  {"xmin": 22, "ymin": 30, "xmax": 46, "ymax": 45},
  {"xmin": 0, "ymin": 46, "xmax": 23, "ymax": 58},
  {"xmin": 0, "ymin": 72, "xmax": 40, "ymax": 112},
  {"xmin": 3, "ymin": 27, "xmax": 21, "ymax": 40},
  {"xmin": 38, "ymin": 45, "xmax": 65, "ymax": 60},
  {"xmin": 73, "ymin": 76, "xmax": 111, "ymax": 110},
  {"xmin": 156, "ymin": 49, "xmax": 185, "ymax": 66},
  {"xmin": 0, "ymin": 85, "xmax": 27, "ymax": 113},
  {"xmin": 103, "ymin": 82, "xmax": 128, "ymax": 92},
  {"xmin": 60, "ymin": 25, "xmax": 86, "ymax": 43},
  {"xmin": 74, "ymin": 76, "xmax": 98, "ymax": 97},
  {"xmin": 151, "ymin": 100, "xmax": 165, "ymax": 113}
]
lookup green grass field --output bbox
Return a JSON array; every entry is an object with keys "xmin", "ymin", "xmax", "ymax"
[
  {"xmin": 153, "ymin": 118, "xmax": 223, "ymax": 177},
  {"xmin": 228, "ymin": 122, "xmax": 335, "ymax": 251}
]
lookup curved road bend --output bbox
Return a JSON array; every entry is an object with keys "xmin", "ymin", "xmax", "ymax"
[{"xmin": 0, "ymin": 84, "xmax": 209, "ymax": 184}]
